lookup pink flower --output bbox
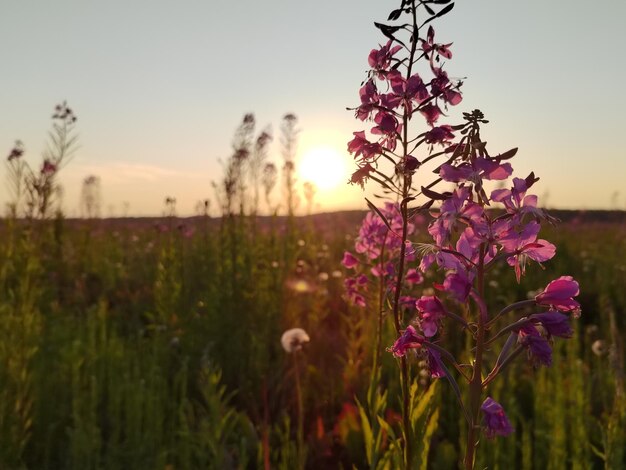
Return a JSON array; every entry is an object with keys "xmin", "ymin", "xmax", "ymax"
[
  {"xmin": 349, "ymin": 163, "xmax": 376, "ymax": 189},
  {"xmin": 345, "ymin": 277, "xmax": 366, "ymax": 308},
  {"xmin": 420, "ymin": 26, "xmax": 453, "ymax": 60},
  {"xmin": 388, "ymin": 325, "xmax": 424, "ymax": 357},
  {"xmin": 371, "ymin": 111, "xmax": 401, "ymax": 151},
  {"xmin": 387, "ymin": 71, "xmax": 430, "ymax": 112},
  {"xmin": 405, "ymin": 268, "xmax": 424, "ymax": 285},
  {"xmin": 491, "ymin": 177, "xmax": 544, "ymax": 219},
  {"xmin": 424, "ymin": 125, "xmax": 455, "ymax": 145},
  {"xmin": 41, "ymin": 159, "xmax": 57, "ymax": 175},
  {"xmin": 368, "ymin": 40, "xmax": 402, "ymax": 77},
  {"xmin": 342, "ymin": 251, "xmax": 359, "ymax": 269},
  {"xmin": 419, "ymin": 103, "xmax": 442, "ymax": 126},
  {"xmin": 347, "ymin": 131, "xmax": 383, "ymax": 161},
  {"xmin": 481, "ymin": 397, "xmax": 514, "ymax": 438},
  {"xmin": 416, "ymin": 296, "xmax": 447, "ymax": 337},
  {"xmin": 535, "ymin": 276, "xmax": 580, "ymax": 313},
  {"xmin": 499, "ymin": 221, "xmax": 556, "ymax": 282},
  {"xmin": 356, "ymin": 80, "xmax": 379, "ymax": 121},
  {"xmin": 441, "ymin": 270, "xmax": 472, "ymax": 302},
  {"xmin": 439, "ymin": 157, "xmax": 513, "ymax": 184}
]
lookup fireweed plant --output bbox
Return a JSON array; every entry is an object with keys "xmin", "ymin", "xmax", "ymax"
[{"xmin": 344, "ymin": 1, "xmax": 581, "ymax": 468}]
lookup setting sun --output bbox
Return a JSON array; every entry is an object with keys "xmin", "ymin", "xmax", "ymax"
[{"xmin": 298, "ymin": 146, "xmax": 349, "ymax": 191}]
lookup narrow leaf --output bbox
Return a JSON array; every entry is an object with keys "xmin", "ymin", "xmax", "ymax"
[
  {"xmin": 422, "ymin": 3, "xmax": 455, "ymax": 26},
  {"xmin": 365, "ymin": 198, "xmax": 393, "ymax": 232}
]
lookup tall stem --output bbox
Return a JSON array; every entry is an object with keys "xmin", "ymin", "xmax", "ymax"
[
  {"xmin": 293, "ymin": 352, "xmax": 305, "ymax": 469},
  {"xmin": 464, "ymin": 245, "xmax": 487, "ymax": 470}
]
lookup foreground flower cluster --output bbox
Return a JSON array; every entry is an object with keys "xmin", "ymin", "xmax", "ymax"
[{"xmin": 344, "ymin": 1, "xmax": 581, "ymax": 468}]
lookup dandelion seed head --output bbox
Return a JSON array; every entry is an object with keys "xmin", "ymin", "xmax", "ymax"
[
  {"xmin": 281, "ymin": 328, "xmax": 310, "ymax": 353},
  {"xmin": 592, "ymin": 339, "xmax": 607, "ymax": 356}
]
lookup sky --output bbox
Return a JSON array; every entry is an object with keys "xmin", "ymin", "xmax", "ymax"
[{"xmin": 1, "ymin": 0, "xmax": 625, "ymax": 216}]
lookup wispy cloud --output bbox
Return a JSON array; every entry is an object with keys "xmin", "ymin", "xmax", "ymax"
[{"xmin": 64, "ymin": 161, "xmax": 204, "ymax": 185}]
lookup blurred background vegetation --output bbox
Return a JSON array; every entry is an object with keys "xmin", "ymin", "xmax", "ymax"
[{"xmin": 0, "ymin": 111, "xmax": 624, "ymax": 469}]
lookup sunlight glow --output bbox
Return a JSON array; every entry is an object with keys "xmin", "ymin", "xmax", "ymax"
[{"xmin": 298, "ymin": 146, "xmax": 349, "ymax": 191}]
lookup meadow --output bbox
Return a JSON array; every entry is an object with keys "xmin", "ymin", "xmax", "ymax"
[
  {"xmin": 1, "ymin": 1, "xmax": 625, "ymax": 467},
  {"xmin": 0, "ymin": 199, "xmax": 624, "ymax": 469}
]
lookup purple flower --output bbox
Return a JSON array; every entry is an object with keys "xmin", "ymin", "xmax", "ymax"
[
  {"xmin": 535, "ymin": 276, "xmax": 581, "ymax": 313},
  {"xmin": 441, "ymin": 270, "xmax": 472, "ymax": 302},
  {"xmin": 405, "ymin": 268, "xmax": 424, "ymax": 285},
  {"xmin": 481, "ymin": 397, "xmax": 514, "ymax": 438},
  {"xmin": 529, "ymin": 311, "xmax": 573, "ymax": 338},
  {"xmin": 368, "ymin": 40, "xmax": 402, "ymax": 77},
  {"xmin": 342, "ymin": 251, "xmax": 359, "ymax": 269},
  {"xmin": 491, "ymin": 177, "xmax": 544, "ymax": 219},
  {"xmin": 388, "ymin": 325, "xmax": 424, "ymax": 357},
  {"xmin": 420, "ymin": 26, "xmax": 453, "ymax": 60},
  {"xmin": 419, "ymin": 103, "xmax": 442, "ymax": 126},
  {"xmin": 416, "ymin": 296, "xmax": 447, "ymax": 337},
  {"xmin": 347, "ymin": 131, "xmax": 383, "ymax": 161},
  {"xmin": 517, "ymin": 324, "xmax": 552, "ymax": 366},
  {"xmin": 426, "ymin": 348, "xmax": 446, "ymax": 378},
  {"xmin": 439, "ymin": 157, "xmax": 512, "ymax": 184},
  {"xmin": 41, "ymin": 159, "xmax": 57, "ymax": 175},
  {"xmin": 499, "ymin": 221, "xmax": 556, "ymax": 282},
  {"xmin": 425, "ymin": 125, "xmax": 455, "ymax": 145}
]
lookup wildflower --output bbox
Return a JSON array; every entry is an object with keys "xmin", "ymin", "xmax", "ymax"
[
  {"xmin": 419, "ymin": 103, "xmax": 442, "ymax": 126},
  {"xmin": 535, "ymin": 276, "xmax": 580, "ymax": 313},
  {"xmin": 421, "ymin": 26, "xmax": 453, "ymax": 60},
  {"xmin": 41, "ymin": 159, "xmax": 57, "ymax": 175},
  {"xmin": 491, "ymin": 176, "xmax": 545, "ymax": 219},
  {"xmin": 388, "ymin": 325, "xmax": 424, "ymax": 357},
  {"xmin": 368, "ymin": 39, "xmax": 402, "ymax": 78},
  {"xmin": 517, "ymin": 324, "xmax": 552, "ymax": 366},
  {"xmin": 342, "ymin": 251, "xmax": 359, "ymax": 269},
  {"xmin": 281, "ymin": 328, "xmax": 310, "ymax": 353},
  {"xmin": 7, "ymin": 141, "xmax": 24, "ymax": 161},
  {"xmin": 349, "ymin": 163, "xmax": 376, "ymax": 189},
  {"xmin": 426, "ymin": 348, "xmax": 446, "ymax": 378},
  {"xmin": 416, "ymin": 295, "xmax": 447, "ymax": 337},
  {"xmin": 499, "ymin": 221, "xmax": 556, "ymax": 282},
  {"xmin": 347, "ymin": 131, "xmax": 383, "ymax": 161},
  {"xmin": 528, "ymin": 311, "xmax": 573, "ymax": 338},
  {"xmin": 440, "ymin": 270, "xmax": 472, "ymax": 302},
  {"xmin": 481, "ymin": 397, "xmax": 514, "ymax": 438},
  {"xmin": 405, "ymin": 268, "xmax": 423, "ymax": 285},
  {"xmin": 439, "ymin": 157, "xmax": 513, "ymax": 184},
  {"xmin": 424, "ymin": 125, "xmax": 455, "ymax": 145}
]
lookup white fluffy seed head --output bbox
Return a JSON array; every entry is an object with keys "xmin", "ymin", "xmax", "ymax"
[{"xmin": 281, "ymin": 328, "xmax": 310, "ymax": 353}]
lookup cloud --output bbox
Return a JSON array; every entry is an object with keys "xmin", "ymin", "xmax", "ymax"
[{"xmin": 63, "ymin": 161, "xmax": 204, "ymax": 185}]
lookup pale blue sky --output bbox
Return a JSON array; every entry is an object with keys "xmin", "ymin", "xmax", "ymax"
[{"xmin": 1, "ymin": 0, "xmax": 624, "ymax": 216}]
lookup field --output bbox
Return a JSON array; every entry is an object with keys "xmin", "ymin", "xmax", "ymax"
[{"xmin": 0, "ymin": 208, "xmax": 624, "ymax": 469}]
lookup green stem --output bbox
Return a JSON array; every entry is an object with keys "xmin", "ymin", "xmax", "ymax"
[
  {"xmin": 464, "ymin": 244, "xmax": 487, "ymax": 470},
  {"xmin": 294, "ymin": 352, "xmax": 305, "ymax": 469}
]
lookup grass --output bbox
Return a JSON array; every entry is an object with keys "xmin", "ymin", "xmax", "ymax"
[{"xmin": 0, "ymin": 208, "xmax": 623, "ymax": 468}]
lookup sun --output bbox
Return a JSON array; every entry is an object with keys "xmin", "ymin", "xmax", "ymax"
[{"xmin": 298, "ymin": 146, "xmax": 349, "ymax": 191}]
